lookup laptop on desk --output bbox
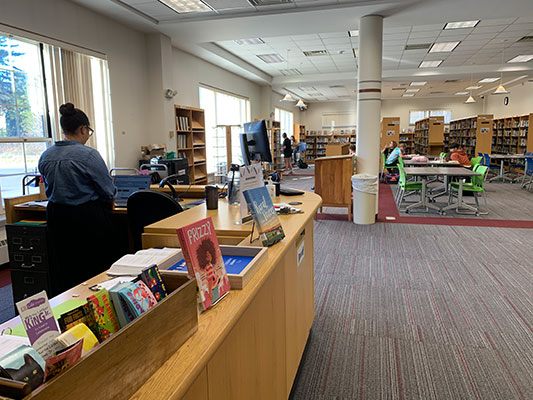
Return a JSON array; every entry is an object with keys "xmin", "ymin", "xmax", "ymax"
[{"xmin": 113, "ymin": 175, "xmax": 151, "ymax": 207}]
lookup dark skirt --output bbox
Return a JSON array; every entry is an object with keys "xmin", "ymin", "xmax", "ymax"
[{"xmin": 47, "ymin": 200, "xmax": 116, "ymax": 293}]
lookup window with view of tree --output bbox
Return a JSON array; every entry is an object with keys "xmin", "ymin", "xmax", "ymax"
[{"xmin": 0, "ymin": 34, "xmax": 50, "ymax": 200}]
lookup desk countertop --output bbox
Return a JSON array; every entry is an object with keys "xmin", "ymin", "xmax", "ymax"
[{"xmin": 404, "ymin": 167, "xmax": 481, "ymax": 177}]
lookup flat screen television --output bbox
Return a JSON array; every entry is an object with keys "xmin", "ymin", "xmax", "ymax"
[{"xmin": 241, "ymin": 120, "xmax": 273, "ymax": 165}]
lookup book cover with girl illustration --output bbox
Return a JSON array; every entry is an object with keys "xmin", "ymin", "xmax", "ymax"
[{"xmin": 176, "ymin": 217, "xmax": 230, "ymax": 311}]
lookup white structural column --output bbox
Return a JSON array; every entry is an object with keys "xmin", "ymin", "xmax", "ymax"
[{"xmin": 355, "ymin": 15, "xmax": 383, "ymax": 224}]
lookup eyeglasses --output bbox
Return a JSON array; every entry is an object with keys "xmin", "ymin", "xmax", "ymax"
[{"xmin": 87, "ymin": 126, "xmax": 94, "ymax": 137}]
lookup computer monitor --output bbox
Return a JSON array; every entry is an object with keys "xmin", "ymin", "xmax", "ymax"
[{"xmin": 241, "ymin": 120, "xmax": 273, "ymax": 165}]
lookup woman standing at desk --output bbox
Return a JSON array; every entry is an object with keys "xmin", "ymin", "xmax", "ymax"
[{"xmin": 38, "ymin": 103, "xmax": 116, "ymax": 293}]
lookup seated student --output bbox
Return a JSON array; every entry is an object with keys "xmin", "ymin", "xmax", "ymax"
[
  {"xmin": 446, "ymin": 143, "xmax": 472, "ymax": 167},
  {"xmin": 381, "ymin": 141, "xmax": 395, "ymax": 158},
  {"xmin": 385, "ymin": 142, "xmax": 405, "ymax": 167},
  {"xmin": 349, "ymin": 144, "xmax": 356, "ymax": 155}
]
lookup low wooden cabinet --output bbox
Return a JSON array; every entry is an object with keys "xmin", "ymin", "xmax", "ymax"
[{"xmin": 314, "ymin": 155, "xmax": 354, "ymax": 221}]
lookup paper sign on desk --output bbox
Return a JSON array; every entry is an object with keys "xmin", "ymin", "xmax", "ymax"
[{"xmin": 239, "ymin": 164, "xmax": 264, "ymax": 220}]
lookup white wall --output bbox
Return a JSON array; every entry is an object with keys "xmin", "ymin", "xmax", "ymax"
[
  {"xmin": 1, "ymin": 0, "xmax": 152, "ymax": 169},
  {"xmin": 302, "ymin": 101, "xmax": 356, "ymax": 130},
  {"xmin": 484, "ymin": 81, "xmax": 533, "ymax": 118}
]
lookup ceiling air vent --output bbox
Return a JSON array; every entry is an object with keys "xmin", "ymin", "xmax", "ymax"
[
  {"xmin": 303, "ymin": 50, "xmax": 328, "ymax": 56},
  {"xmin": 430, "ymin": 91, "xmax": 445, "ymax": 94},
  {"xmin": 517, "ymin": 36, "xmax": 533, "ymax": 43},
  {"xmin": 445, "ymin": 79, "xmax": 460, "ymax": 83},
  {"xmin": 329, "ymin": 85, "xmax": 345, "ymax": 88},
  {"xmin": 392, "ymin": 87, "xmax": 405, "ymax": 91},
  {"xmin": 248, "ymin": 0, "xmax": 292, "ymax": 6},
  {"xmin": 404, "ymin": 43, "xmax": 432, "ymax": 51}
]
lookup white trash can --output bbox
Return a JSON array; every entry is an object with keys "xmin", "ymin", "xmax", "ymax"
[{"xmin": 351, "ymin": 174, "xmax": 378, "ymax": 225}]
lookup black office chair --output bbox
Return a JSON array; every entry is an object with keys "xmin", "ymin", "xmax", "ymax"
[{"xmin": 127, "ymin": 189, "xmax": 184, "ymax": 250}]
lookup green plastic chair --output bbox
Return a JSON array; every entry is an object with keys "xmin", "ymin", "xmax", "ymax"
[
  {"xmin": 448, "ymin": 165, "xmax": 488, "ymax": 215},
  {"xmin": 397, "ymin": 157, "xmax": 404, "ymax": 168},
  {"xmin": 470, "ymin": 156, "xmax": 482, "ymax": 170},
  {"xmin": 395, "ymin": 163, "xmax": 422, "ymax": 209},
  {"xmin": 440, "ymin": 152, "xmax": 447, "ymax": 159},
  {"xmin": 381, "ymin": 152, "xmax": 398, "ymax": 182}
]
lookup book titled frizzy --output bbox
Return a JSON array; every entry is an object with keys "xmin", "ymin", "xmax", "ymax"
[{"xmin": 176, "ymin": 217, "xmax": 230, "ymax": 311}]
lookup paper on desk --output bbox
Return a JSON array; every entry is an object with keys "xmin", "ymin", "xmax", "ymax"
[
  {"xmin": 0, "ymin": 335, "xmax": 31, "ymax": 358},
  {"xmin": 22, "ymin": 200, "xmax": 49, "ymax": 208},
  {"xmin": 91, "ymin": 276, "xmax": 136, "ymax": 290}
]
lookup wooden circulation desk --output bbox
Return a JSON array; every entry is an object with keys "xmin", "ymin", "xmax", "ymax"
[{"xmin": 133, "ymin": 190, "xmax": 322, "ymax": 400}]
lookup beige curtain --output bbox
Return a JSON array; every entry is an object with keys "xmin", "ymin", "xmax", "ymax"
[{"xmin": 60, "ymin": 49, "xmax": 97, "ymax": 149}]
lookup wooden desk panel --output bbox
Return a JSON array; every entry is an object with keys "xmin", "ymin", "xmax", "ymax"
[{"xmin": 130, "ymin": 191, "xmax": 322, "ymax": 399}]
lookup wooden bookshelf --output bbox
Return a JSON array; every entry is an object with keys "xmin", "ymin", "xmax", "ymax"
[
  {"xmin": 380, "ymin": 117, "xmax": 400, "ymax": 148},
  {"xmin": 492, "ymin": 113, "xmax": 533, "ymax": 154},
  {"xmin": 448, "ymin": 114, "xmax": 493, "ymax": 157},
  {"xmin": 414, "ymin": 116, "xmax": 444, "ymax": 155},
  {"xmin": 266, "ymin": 120, "xmax": 283, "ymax": 171},
  {"xmin": 399, "ymin": 132, "xmax": 415, "ymax": 154},
  {"xmin": 304, "ymin": 130, "xmax": 356, "ymax": 161},
  {"xmin": 294, "ymin": 124, "xmax": 306, "ymax": 142},
  {"xmin": 175, "ymin": 105, "xmax": 207, "ymax": 184}
]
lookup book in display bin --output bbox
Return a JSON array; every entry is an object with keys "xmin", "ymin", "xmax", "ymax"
[
  {"xmin": 86, "ymin": 289, "xmax": 120, "ymax": 342},
  {"xmin": 0, "ymin": 345, "xmax": 46, "ymax": 390},
  {"xmin": 138, "ymin": 265, "xmax": 168, "ymax": 301},
  {"xmin": 176, "ymin": 217, "xmax": 231, "ymax": 311},
  {"xmin": 242, "ymin": 186, "xmax": 285, "ymax": 247}
]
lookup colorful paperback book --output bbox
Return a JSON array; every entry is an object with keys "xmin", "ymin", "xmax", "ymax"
[
  {"xmin": 44, "ymin": 339, "xmax": 83, "ymax": 382},
  {"xmin": 16, "ymin": 291, "xmax": 62, "ymax": 359},
  {"xmin": 55, "ymin": 324, "xmax": 98, "ymax": 356},
  {"xmin": 109, "ymin": 283, "xmax": 137, "ymax": 328},
  {"xmin": 58, "ymin": 305, "xmax": 89, "ymax": 332},
  {"xmin": 138, "ymin": 265, "xmax": 168, "ymax": 301},
  {"xmin": 86, "ymin": 289, "xmax": 120, "ymax": 341},
  {"xmin": 176, "ymin": 217, "xmax": 231, "ymax": 311},
  {"xmin": 243, "ymin": 186, "xmax": 285, "ymax": 246},
  {"xmin": 0, "ymin": 345, "xmax": 46, "ymax": 390},
  {"xmin": 115, "ymin": 281, "xmax": 157, "ymax": 320}
]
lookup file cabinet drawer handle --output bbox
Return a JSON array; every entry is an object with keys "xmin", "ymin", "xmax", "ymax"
[
  {"xmin": 18, "ymin": 246, "xmax": 34, "ymax": 252},
  {"xmin": 21, "ymin": 264, "xmax": 36, "ymax": 269}
]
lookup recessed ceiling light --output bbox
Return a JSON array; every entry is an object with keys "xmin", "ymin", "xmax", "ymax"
[
  {"xmin": 410, "ymin": 81, "xmax": 427, "ymax": 86},
  {"xmin": 158, "ymin": 0, "xmax": 212, "ymax": 13},
  {"xmin": 507, "ymin": 55, "xmax": 533, "ymax": 63},
  {"xmin": 478, "ymin": 77, "xmax": 499, "ymax": 83},
  {"xmin": 455, "ymin": 91, "xmax": 469, "ymax": 95},
  {"xmin": 402, "ymin": 94, "xmax": 415, "ymax": 97},
  {"xmin": 257, "ymin": 53, "xmax": 284, "ymax": 63},
  {"xmin": 234, "ymin": 38, "xmax": 265, "ymax": 45},
  {"xmin": 348, "ymin": 30, "xmax": 359, "ymax": 37},
  {"xmin": 405, "ymin": 44, "xmax": 432, "ymax": 51},
  {"xmin": 405, "ymin": 89, "xmax": 420, "ymax": 93},
  {"xmin": 444, "ymin": 20, "xmax": 479, "ymax": 29},
  {"xmin": 419, "ymin": 60, "xmax": 443, "ymax": 68},
  {"xmin": 279, "ymin": 69, "xmax": 302, "ymax": 76},
  {"xmin": 465, "ymin": 85, "xmax": 482, "ymax": 90},
  {"xmin": 429, "ymin": 41, "xmax": 460, "ymax": 53}
]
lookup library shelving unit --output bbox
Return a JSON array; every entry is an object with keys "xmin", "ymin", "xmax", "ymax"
[
  {"xmin": 175, "ymin": 105, "xmax": 207, "ymax": 184},
  {"xmin": 492, "ymin": 113, "xmax": 533, "ymax": 154},
  {"xmin": 448, "ymin": 114, "xmax": 493, "ymax": 157},
  {"xmin": 399, "ymin": 132, "xmax": 416, "ymax": 154},
  {"xmin": 267, "ymin": 120, "xmax": 283, "ymax": 171},
  {"xmin": 294, "ymin": 124, "xmax": 306, "ymax": 142},
  {"xmin": 304, "ymin": 130, "xmax": 356, "ymax": 162},
  {"xmin": 380, "ymin": 117, "xmax": 400, "ymax": 148},
  {"xmin": 414, "ymin": 116, "xmax": 445, "ymax": 155}
]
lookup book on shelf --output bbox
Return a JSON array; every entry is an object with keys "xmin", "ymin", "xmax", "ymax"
[
  {"xmin": 109, "ymin": 281, "xmax": 157, "ymax": 325},
  {"xmin": 138, "ymin": 265, "xmax": 168, "ymax": 301},
  {"xmin": 176, "ymin": 116, "xmax": 190, "ymax": 131},
  {"xmin": 242, "ymin": 186, "xmax": 285, "ymax": 247},
  {"xmin": 175, "ymin": 217, "xmax": 231, "ymax": 311},
  {"xmin": 44, "ymin": 339, "xmax": 83, "ymax": 382},
  {"xmin": 55, "ymin": 323, "xmax": 98, "ymax": 356},
  {"xmin": 86, "ymin": 289, "xmax": 120, "ymax": 341}
]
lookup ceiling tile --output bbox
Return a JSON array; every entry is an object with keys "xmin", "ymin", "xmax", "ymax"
[
  {"xmin": 319, "ymin": 32, "xmax": 350, "ymax": 39},
  {"xmin": 383, "ymin": 26, "xmax": 412, "ymax": 34},
  {"xmin": 408, "ymin": 31, "xmax": 440, "ymax": 39},
  {"xmin": 505, "ymin": 23, "xmax": 533, "ymax": 32},
  {"xmin": 202, "ymin": 0, "xmax": 253, "ymax": 10},
  {"xmin": 322, "ymin": 38, "xmax": 351, "ymax": 45},
  {"xmin": 411, "ymin": 24, "xmax": 444, "ymax": 32},
  {"xmin": 516, "ymin": 17, "xmax": 533, "ymax": 24},
  {"xmin": 291, "ymin": 34, "xmax": 321, "ymax": 40},
  {"xmin": 467, "ymin": 33, "xmax": 498, "ymax": 40},
  {"xmin": 472, "ymin": 25, "xmax": 506, "ymax": 34},
  {"xmin": 478, "ymin": 18, "xmax": 517, "ymax": 26},
  {"xmin": 439, "ymin": 28, "xmax": 474, "ymax": 36}
]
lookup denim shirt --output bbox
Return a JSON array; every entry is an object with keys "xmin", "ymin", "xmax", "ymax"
[{"xmin": 38, "ymin": 140, "xmax": 116, "ymax": 205}]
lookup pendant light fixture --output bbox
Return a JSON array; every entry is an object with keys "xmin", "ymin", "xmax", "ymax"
[
  {"xmin": 295, "ymin": 99, "xmax": 306, "ymax": 107},
  {"xmin": 465, "ymin": 73, "xmax": 476, "ymax": 104},
  {"xmin": 280, "ymin": 49, "xmax": 296, "ymax": 102},
  {"xmin": 493, "ymin": 42, "xmax": 509, "ymax": 95}
]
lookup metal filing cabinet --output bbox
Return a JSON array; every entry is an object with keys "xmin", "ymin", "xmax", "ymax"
[{"xmin": 6, "ymin": 223, "xmax": 56, "ymax": 303}]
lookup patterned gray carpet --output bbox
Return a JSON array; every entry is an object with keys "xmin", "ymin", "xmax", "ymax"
[
  {"xmin": 0, "ymin": 284, "xmax": 15, "ymax": 324},
  {"xmin": 290, "ymin": 221, "xmax": 533, "ymax": 400}
]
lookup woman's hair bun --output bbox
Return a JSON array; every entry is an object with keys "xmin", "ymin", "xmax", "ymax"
[{"xmin": 59, "ymin": 103, "xmax": 76, "ymax": 117}]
